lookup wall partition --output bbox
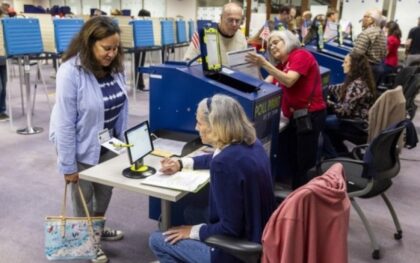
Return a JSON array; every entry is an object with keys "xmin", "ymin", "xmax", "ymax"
[
  {"xmin": 144, "ymin": 0, "xmax": 165, "ymax": 18},
  {"xmin": 341, "ymin": 0, "xmax": 384, "ymax": 40},
  {"xmin": 394, "ymin": 0, "xmax": 420, "ymax": 40}
]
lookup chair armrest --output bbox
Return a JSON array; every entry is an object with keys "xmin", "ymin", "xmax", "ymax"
[
  {"xmin": 204, "ymin": 235, "xmax": 262, "ymax": 263},
  {"xmin": 351, "ymin": 144, "xmax": 369, "ymax": 160}
]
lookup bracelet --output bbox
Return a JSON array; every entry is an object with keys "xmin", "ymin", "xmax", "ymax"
[{"xmin": 177, "ymin": 160, "xmax": 183, "ymax": 171}]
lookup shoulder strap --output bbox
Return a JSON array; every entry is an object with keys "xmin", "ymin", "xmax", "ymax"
[{"xmin": 307, "ymin": 73, "xmax": 320, "ymax": 107}]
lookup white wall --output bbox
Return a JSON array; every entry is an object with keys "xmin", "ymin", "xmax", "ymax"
[
  {"xmin": 341, "ymin": 0, "xmax": 384, "ymax": 40},
  {"xmin": 394, "ymin": 0, "xmax": 420, "ymax": 40},
  {"xmin": 166, "ymin": 0, "xmax": 196, "ymax": 20},
  {"xmin": 310, "ymin": 5, "xmax": 328, "ymax": 17},
  {"xmin": 10, "ymin": 0, "xmax": 199, "ymax": 18},
  {"xmin": 144, "ymin": 0, "xmax": 166, "ymax": 18},
  {"xmin": 12, "ymin": 0, "xmax": 33, "ymax": 13}
]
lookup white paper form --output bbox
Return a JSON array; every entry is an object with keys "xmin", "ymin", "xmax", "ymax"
[
  {"xmin": 226, "ymin": 48, "xmax": 262, "ymax": 80},
  {"xmin": 152, "ymin": 137, "xmax": 188, "ymax": 157},
  {"xmin": 141, "ymin": 170, "xmax": 210, "ymax": 193}
]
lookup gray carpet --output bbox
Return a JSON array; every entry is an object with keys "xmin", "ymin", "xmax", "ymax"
[{"xmin": 1, "ymin": 59, "xmax": 420, "ymax": 263}]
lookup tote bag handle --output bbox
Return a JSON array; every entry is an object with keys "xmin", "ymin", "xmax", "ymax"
[{"xmin": 60, "ymin": 183, "xmax": 95, "ymax": 238}]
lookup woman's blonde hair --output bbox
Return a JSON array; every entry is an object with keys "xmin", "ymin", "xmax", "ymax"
[{"xmin": 197, "ymin": 94, "xmax": 256, "ymax": 148}]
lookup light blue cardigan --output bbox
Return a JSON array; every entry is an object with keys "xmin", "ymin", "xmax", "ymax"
[{"xmin": 49, "ymin": 56, "xmax": 128, "ymax": 175}]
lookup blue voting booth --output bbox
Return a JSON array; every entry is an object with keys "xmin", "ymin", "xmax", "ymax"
[
  {"xmin": 2, "ymin": 18, "xmax": 45, "ymax": 135},
  {"xmin": 306, "ymin": 45, "xmax": 345, "ymax": 84},
  {"xmin": 142, "ymin": 62, "xmax": 282, "ymax": 225},
  {"xmin": 176, "ymin": 20, "xmax": 188, "ymax": 44},
  {"xmin": 53, "ymin": 19, "xmax": 83, "ymax": 54},
  {"xmin": 188, "ymin": 20, "xmax": 195, "ymax": 41},
  {"xmin": 324, "ymin": 42, "xmax": 351, "ymax": 56},
  {"xmin": 131, "ymin": 20, "xmax": 157, "ymax": 48},
  {"xmin": 161, "ymin": 20, "xmax": 175, "ymax": 46},
  {"xmin": 130, "ymin": 20, "xmax": 162, "ymax": 91},
  {"xmin": 2, "ymin": 18, "xmax": 43, "ymax": 56}
]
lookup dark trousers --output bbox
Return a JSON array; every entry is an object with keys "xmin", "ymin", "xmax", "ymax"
[
  {"xmin": 322, "ymin": 114, "xmax": 367, "ymax": 157},
  {"xmin": 0, "ymin": 64, "xmax": 7, "ymax": 113},
  {"xmin": 282, "ymin": 109, "xmax": 326, "ymax": 189},
  {"xmin": 370, "ymin": 63, "xmax": 383, "ymax": 86},
  {"xmin": 134, "ymin": 50, "xmax": 146, "ymax": 89}
]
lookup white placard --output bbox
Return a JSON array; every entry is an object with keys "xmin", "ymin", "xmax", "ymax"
[{"xmin": 226, "ymin": 48, "xmax": 261, "ymax": 80}]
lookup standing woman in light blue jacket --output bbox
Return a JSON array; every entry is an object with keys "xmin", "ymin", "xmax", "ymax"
[{"xmin": 49, "ymin": 16, "xmax": 128, "ymax": 263}]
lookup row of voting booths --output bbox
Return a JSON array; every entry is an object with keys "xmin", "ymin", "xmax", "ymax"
[
  {"xmin": 0, "ymin": 17, "xmax": 84, "ymax": 134},
  {"xmin": 303, "ymin": 22, "xmax": 352, "ymax": 85},
  {"xmin": 1, "ymin": 14, "xmax": 334, "ymax": 226},
  {"xmin": 1, "ymin": 14, "xmax": 197, "ymax": 132}
]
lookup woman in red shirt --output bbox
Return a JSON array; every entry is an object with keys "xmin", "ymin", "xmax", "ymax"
[
  {"xmin": 385, "ymin": 21, "xmax": 401, "ymax": 68},
  {"xmin": 378, "ymin": 21, "xmax": 401, "ymax": 85},
  {"xmin": 247, "ymin": 30, "xmax": 326, "ymax": 189}
]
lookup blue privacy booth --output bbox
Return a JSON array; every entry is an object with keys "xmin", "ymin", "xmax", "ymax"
[
  {"xmin": 142, "ymin": 62, "xmax": 282, "ymax": 225},
  {"xmin": 53, "ymin": 18, "xmax": 83, "ymax": 54}
]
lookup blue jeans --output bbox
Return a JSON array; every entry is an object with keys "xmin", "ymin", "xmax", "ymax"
[
  {"xmin": 149, "ymin": 231, "xmax": 211, "ymax": 263},
  {"xmin": 322, "ymin": 115, "xmax": 340, "ymax": 158}
]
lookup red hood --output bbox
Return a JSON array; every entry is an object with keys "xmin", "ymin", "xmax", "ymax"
[{"xmin": 303, "ymin": 163, "xmax": 348, "ymax": 206}]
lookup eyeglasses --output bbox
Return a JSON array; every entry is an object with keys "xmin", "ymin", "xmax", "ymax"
[{"xmin": 225, "ymin": 17, "xmax": 243, "ymax": 25}]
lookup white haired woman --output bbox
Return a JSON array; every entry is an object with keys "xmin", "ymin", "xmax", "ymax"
[
  {"xmin": 149, "ymin": 94, "xmax": 276, "ymax": 263},
  {"xmin": 246, "ymin": 30, "xmax": 326, "ymax": 189}
]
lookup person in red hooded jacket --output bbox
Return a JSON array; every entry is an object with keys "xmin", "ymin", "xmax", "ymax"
[{"xmin": 262, "ymin": 163, "xmax": 350, "ymax": 263}]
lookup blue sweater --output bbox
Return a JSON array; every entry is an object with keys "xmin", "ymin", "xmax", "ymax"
[{"xmin": 193, "ymin": 140, "xmax": 275, "ymax": 263}]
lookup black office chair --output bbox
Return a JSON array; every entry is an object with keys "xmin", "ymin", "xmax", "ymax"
[
  {"xmin": 205, "ymin": 164, "xmax": 351, "ymax": 263},
  {"xmin": 377, "ymin": 65, "xmax": 403, "ymax": 93},
  {"xmin": 402, "ymin": 74, "xmax": 420, "ymax": 120},
  {"xmin": 318, "ymin": 122, "xmax": 409, "ymax": 260},
  {"xmin": 377, "ymin": 65, "xmax": 419, "ymax": 92}
]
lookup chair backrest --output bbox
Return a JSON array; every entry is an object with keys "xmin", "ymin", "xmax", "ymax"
[
  {"xmin": 394, "ymin": 66, "xmax": 420, "ymax": 88},
  {"xmin": 368, "ymin": 86, "xmax": 406, "ymax": 143},
  {"xmin": 403, "ymin": 74, "xmax": 420, "ymax": 120},
  {"xmin": 363, "ymin": 124, "xmax": 405, "ymax": 180}
]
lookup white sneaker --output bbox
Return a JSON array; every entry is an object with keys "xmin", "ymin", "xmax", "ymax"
[
  {"xmin": 101, "ymin": 227, "xmax": 124, "ymax": 241},
  {"xmin": 91, "ymin": 246, "xmax": 108, "ymax": 263}
]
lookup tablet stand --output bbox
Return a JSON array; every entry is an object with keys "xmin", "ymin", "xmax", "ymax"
[{"xmin": 122, "ymin": 159, "xmax": 156, "ymax": 179}]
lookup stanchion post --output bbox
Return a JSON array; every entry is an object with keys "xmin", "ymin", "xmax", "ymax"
[{"xmin": 16, "ymin": 55, "xmax": 43, "ymax": 135}]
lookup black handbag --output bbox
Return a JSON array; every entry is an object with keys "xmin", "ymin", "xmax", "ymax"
[
  {"xmin": 292, "ymin": 77, "xmax": 319, "ymax": 134},
  {"xmin": 293, "ymin": 108, "xmax": 312, "ymax": 134}
]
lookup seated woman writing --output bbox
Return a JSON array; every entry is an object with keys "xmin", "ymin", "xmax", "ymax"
[
  {"xmin": 323, "ymin": 52, "xmax": 377, "ymax": 157},
  {"xmin": 148, "ymin": 94, "xmax": 276, "ymax": 263}
]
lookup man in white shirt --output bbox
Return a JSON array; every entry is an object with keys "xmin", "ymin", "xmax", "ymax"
[{"xmin": 183, "ymin": 2, "xmax": 247, "ymax": 65}]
